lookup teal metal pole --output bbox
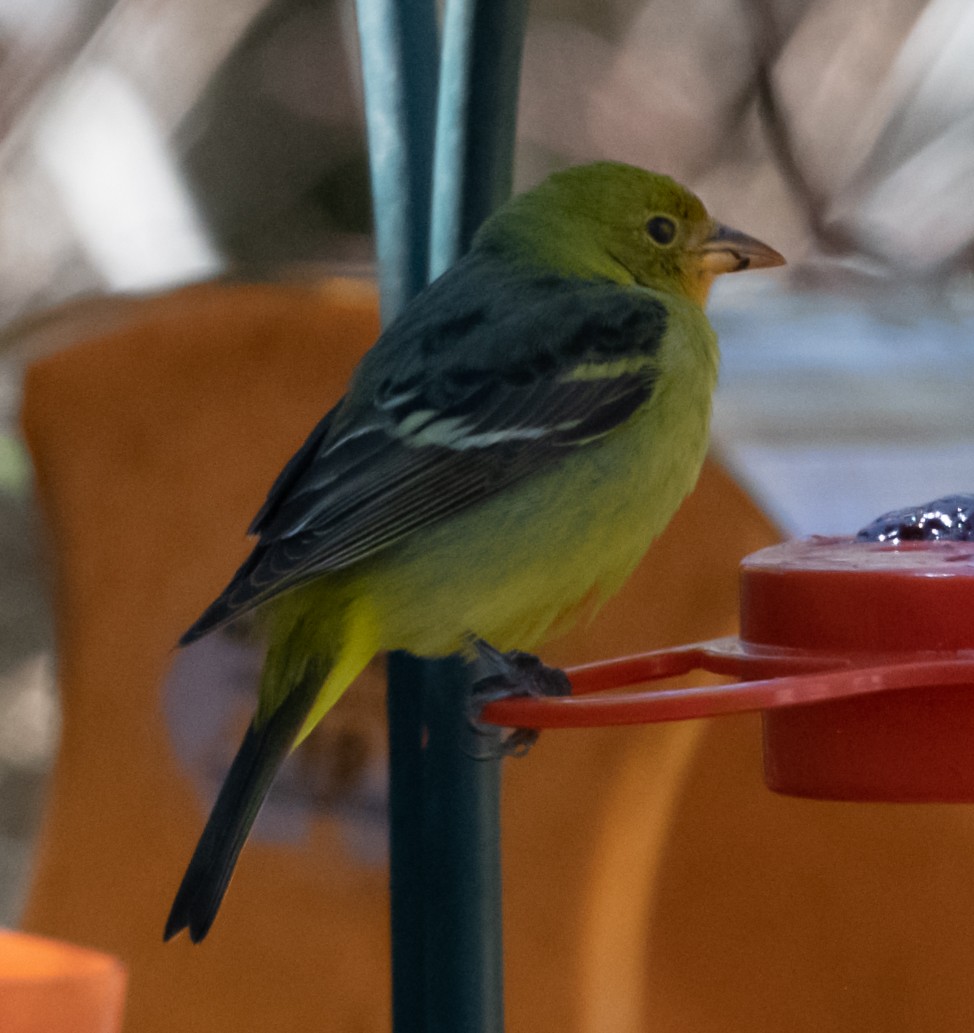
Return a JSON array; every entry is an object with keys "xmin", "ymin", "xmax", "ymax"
[
  {"xmin": 430, "ymin": 0, "xmax": 528, "ymax": 278},
  {"xmin": 355, "ymin": 0, "xmax": 527, "ymax": 1030},
  {"xmin": 423, "ymin": 4, "xmax": 527, "ymax": 1032},
  {"xmin": 354, "ymin": 3, "xmax": 438, "ymax": 1030},
  {"xmin": 421, "ymin": 656, "xmax": 504, "ymax": 1033},
  {"xmin": 386, "ymin": 651, "xmax": 432, "ymax": 1030},
  {"xmin": 355, "ymin": 0, "xmax": 438, "ymax": 320}
]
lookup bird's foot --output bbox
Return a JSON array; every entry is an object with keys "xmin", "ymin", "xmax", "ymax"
[{"xmin": 467, "ymin": 640, "xmax": 571, "ymax": 758}]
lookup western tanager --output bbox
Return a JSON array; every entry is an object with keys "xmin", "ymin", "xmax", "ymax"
[{"xmin": 165, "ymin": 161, "xmax": 784, "ymax": 942}]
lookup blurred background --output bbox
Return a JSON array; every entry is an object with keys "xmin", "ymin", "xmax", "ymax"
[{"xmin": 1, "ymin": 0, "xmax": 974, "ymax": 931}]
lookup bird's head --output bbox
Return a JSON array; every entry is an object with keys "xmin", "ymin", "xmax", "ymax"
[{"xmin": 476, "ymin": 162, "xmax": 785, "ymax": 306}]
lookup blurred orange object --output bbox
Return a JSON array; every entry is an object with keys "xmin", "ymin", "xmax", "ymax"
[
  {"xmin": 0, "ymin": 929, "xmax": 126, "ymax": 1033},
  {"xmin": 39, "ymin": 278, "xmax": 947, "ymax": 1033}
]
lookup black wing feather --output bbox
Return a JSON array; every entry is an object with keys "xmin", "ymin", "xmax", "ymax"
[
  {"xmin": 181, "ymin": 263, "xmax": 667, "ymax": 645},
  {"xmin": 248, "ymin": 408, "xmax": 338, "ymax": 535}
]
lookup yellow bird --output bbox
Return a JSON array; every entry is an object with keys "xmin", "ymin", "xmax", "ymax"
[{"xmin": 166, "ymin": 161, "xmax": 784, "ymax": 942}]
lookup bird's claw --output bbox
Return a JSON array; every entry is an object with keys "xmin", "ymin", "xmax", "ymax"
[{"xmin": 466, "ymin": 641, "xmax": 571, "ymax": 758}]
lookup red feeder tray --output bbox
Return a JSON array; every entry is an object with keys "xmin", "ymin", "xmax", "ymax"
[{"xmin": 480, "ymin": 537, "xmax": 974, "ymax": 802}]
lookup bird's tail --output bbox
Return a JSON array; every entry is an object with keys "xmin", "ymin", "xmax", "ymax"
[{"xmin": 164, "ymin": 660, "xmax": 323, "ymax": 944}]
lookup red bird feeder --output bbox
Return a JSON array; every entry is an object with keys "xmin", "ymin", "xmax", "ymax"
[{"xmin": 482, "ymin": 537, "xmax": 974, "ymax": 802}]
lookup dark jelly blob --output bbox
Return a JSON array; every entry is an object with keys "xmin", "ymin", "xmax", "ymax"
[{"xmin": 856, "ymin": 494, "xmax": 974, "ymax": 543}]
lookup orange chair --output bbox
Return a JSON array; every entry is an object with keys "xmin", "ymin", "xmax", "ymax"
[
  {"xmin": 22, "ymin": 278, "xmax": 970, "ymax": 1033},
  {"xmin": 0, "ymin": 929, "xmax": 126, "ymax": 1033}
]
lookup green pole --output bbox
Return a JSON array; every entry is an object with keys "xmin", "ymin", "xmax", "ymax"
[
  {"xmin": 422, "ymin": 3, "xmax": 527, "ymax": 1032},
  {"xmin": 354, "ymin": 3, "xmax": 438, "ymax": 1029},
  {"xmin": 355, "ymin": 0, "xmax": 438, "ymax": 320},
  {"xmin": 354, "ymin": 1, "xmax": 527, "ymax": 1029},
  {"xmin": 421, "ymin": 657, "xmax": 504, "ymax": 1033},
  {"xmin": 430, "ymin": 0, "xmax": 528, "ymax": 278}
]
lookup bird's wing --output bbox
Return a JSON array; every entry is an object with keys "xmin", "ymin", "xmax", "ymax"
[
  {"xmin": 181, "ymin": 276, "xmax": 667, "ymax": 643},
  {"xmin": 248, "ymin": 407, "xmax": 338, "ymax": 535}
]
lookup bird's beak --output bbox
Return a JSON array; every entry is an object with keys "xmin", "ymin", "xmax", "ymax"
[{"xmin": 697, "ymin": 222, "xmax": 786, "ymax": 274}]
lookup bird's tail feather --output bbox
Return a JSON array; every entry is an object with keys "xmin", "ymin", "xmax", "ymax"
[{"xmin": 164, "ymin": 661, "xmax": 323, "ymax": 943}]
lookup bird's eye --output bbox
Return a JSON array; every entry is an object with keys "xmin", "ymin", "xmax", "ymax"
[{"xmin": 646, "ymin": 215, "xmax": 677, "ymax": 246}]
